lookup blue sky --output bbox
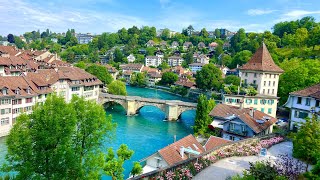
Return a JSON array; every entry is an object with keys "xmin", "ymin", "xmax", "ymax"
[{"xmin": 1, "ymin": 0, "xmax": 320, "ymax": 35}]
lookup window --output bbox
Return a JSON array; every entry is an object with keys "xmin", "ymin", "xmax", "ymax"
[
  {"xmin": 229, "ymin": 123, "xmax": 235, "ymax": 131},
  {"xmin": 268, "ymin": 81, "xmax": 271, "ymax": 86},
  {"xmin": 72, "ymin": 87, "xmax": 80, "ymax": 91},
  {"xmin": 1, "ymin": 99, "xmax": 11, "ymax": 105},
  {"xmin": 261, "ymin": 108, "xmax": 265, "ymax": 113},
  {"xmin": 0, "ymin": 118, "xmax": 9, "ymax": 126},
  {"xmin": 13, "ymin": 108, "xmax": 23, "ymax": 114},
  {"xmin": 263, "ymin": 89, "xmax": 265, "ymax": 94},
  {"xmin": 261, "ymin": 99, "xmax": 266, "ymax": 105},
  {"xmin": 246, "ymin": 99, "xmax": 252, "ymax": 104},
  {"xmin": 305, "ymin": 98, "xmax": 311, "ymax": 106},
  {"xmin": 59, "ymin": 80, "xmax": 64, "ymax": 83},
  {"xmin": 264, "ymin": 81, "xmax": 266, "ymax": 86},
  {"xmin": 274, "ymin": 74, "xmax": 276, "ymax": 78},
  {"xmin": 15, "ymin": 89, "xmax": 20, "ymax": 95},
  {"xmin": 269, "ymin": 74, "xmax": 271, "ymax": 78},
  {"xmin": 254, "ymin": 73, "xmax": 257, "ymax": 78},
  {"xmin": 245, "ymin": 72, "xmax": 248, "ymax": 77},
  {"xmin": 268, "ymin": 108, "xmax": 272, "ymax": 114},
  {"xmin": 244, "ymin": 79, "xmax": 247, "ymax": 84},
  {"xmin": 298, "ymin": 112, "xmax": 309, "ymax": 119},
  {"xmin": 26, "ymin": 88, "xmax": 31, "ymax": 94},
  {"xmin": 254, "ymin": 99, "xmax": 258, "ymax": 105},
  {"xmin": 229, "ymin": 136, "xmax": 235, "ymax": 141},
  {"xmin": 2, "ymin": 89, "xmax": 7, "ymax": 95},
  {"xmin": 268, "ymin": 89, "xmax": 270, "ymax": 94},
  {"xmin": 273, "ymin": 81, "xmax": 275, "ymax": 86},
  {"xmin": 294, "ymin": 110, "xmax": 298, "ymax": 118},
  {"xmin": 272, "ymin": 89, "xmax": 274, "ymax": 95},
  {"xmin": 12, "ymin": 99, "xmax": 22, "ymax": 105},
  {"xmin": 1, "ymin": 108, "xmax": 11, "ymax": 115},
  {"xmin": 241, "ymin": 125, "xmax": 246, "ymax": 132},
  {"xmin": 316, "ymin": 100, "xmax": 320, "ymax": 107},
  {"xmin": 253, "ymin": 80, "xmax": 256, "ymax": 84},
  {"xmin": 26, "ymin": 98, "xmax": 32, "ymax": 103},
  {"xmin": 297, "ymin": 97, "xmax": 302, "ymax": 104}
]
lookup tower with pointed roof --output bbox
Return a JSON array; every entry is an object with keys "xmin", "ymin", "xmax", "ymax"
[{"xmin": 222, "ymin": 43, "xmax": 283, "ymax": 118}]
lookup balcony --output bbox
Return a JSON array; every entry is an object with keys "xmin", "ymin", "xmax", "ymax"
[{"xmin": 226, "ymin": 128, "xmax": 248, "ymax": 137}]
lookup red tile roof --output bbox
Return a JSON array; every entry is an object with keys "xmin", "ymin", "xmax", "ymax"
[
  {"xmin": 209, "ymin": 104, "xmax": 277, "ymax": 134},
  {"xmin": 0, "ymin": 45, "xmax": 19, "ymax": 56},
  {"xmin": 290, "ymin": 83, "xmax": 320, "ymax": 99},
  {"xmin": 204, "ymin": 136, "xmax": 231, "ymax": 151},
  {"xmin": 239, "ymin": 43, "xmax": 284, "ymax": 73},
  {"xmin": 158, "ymin": 135, "xmax": 205, "ymax": 166}
]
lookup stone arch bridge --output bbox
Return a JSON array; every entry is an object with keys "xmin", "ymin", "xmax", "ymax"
[{"xmin": 99, "ymin": 93, "xmax": 197, "ymax": 120}]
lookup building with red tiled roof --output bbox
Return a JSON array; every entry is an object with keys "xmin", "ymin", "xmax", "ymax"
[
  {"xmin": 285, "ymin": 83, "xmax": 320, "ymax": 130},
  {"xmin": 209, "ymin": 104, "xmax": 277, "ymax": 141},
  {"xmin": 0, "ymin": 45, "xmax": 20, "ymax": 56},
  {"xmin": 141, "ymin": 135, "xmax": 205, "ymax": 174},
  {"xmin": 204, "ymin": 136, "xmax": 231, "ymax": 151},
  {"xmin": 223, "ymin": 43, "xmax": 283, "ymax": 118}
]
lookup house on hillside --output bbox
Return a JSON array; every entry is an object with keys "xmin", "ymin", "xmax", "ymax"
[
  {"xmin": 171, "ymin": 41, "xmax": 179, "ymax": 49},
  {"xmin": 146, "ymin": 40, "xmax": 156, "ymax": 47},
  {"xmin": 183, "ymin": 42, "xmax": 193, "ymax": 50},
  {"xmin": 209, "ymin": 42, "xmax": 218, "ymax": 51},
  {"xmin": 140, "ymin": 135, "xmax": 205, "ymax": 174},
  {"xmin": 209, "ymin": 104, "xmax": 277, "ymax": 141},
  {"xmin": 167, "ymin": 56, "xmax": 184, "ymax": 67},
  {"xmin": 145, "ymin": 56, "xmax": 162, "ymax": 67},
  {"xmin": 189, "ymin": 63, "xmax": 205, "ymax": 74},
  {"xmin": 284, "ymin": 83, "xmax": 320, "ymax": 130},
  {"xmin": 127, "ymin": 54, "xmax": 135, "ymax": 63},
  {"xmin": 198, "ymin": 42, "xmax": 206, "ymax": 49}
]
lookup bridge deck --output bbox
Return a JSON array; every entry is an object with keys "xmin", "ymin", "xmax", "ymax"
[{"xmin": 99, "ymin": 93, "xmax": 197, "ymax": 107}]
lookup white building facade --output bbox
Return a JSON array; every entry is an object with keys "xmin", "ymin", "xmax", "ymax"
[{"xmin": 145, "ymin": 56, "xmax": 162, "ymax": 67}]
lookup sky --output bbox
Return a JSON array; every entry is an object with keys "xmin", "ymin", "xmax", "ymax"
[{"xmin": 1, "ymin": 0, "xmax": 320, "ymax": 35}]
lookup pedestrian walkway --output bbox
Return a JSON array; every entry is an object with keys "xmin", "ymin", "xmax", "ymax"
[{"xmin": 193, "ymin": 141, "xmax": 293, "ymax": 180}]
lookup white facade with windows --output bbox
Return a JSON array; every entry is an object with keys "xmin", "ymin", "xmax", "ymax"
[
  {"xmin": 145, "ymin": 56, "xmax": 162, "ymax": 67},
  {"xmin": 189, "ymin": 63, "xmax": 205, "ymax": 74},
  {"xmin": 284, "ymin": 84, "xmax": 320, "ymax": 130},
  {"xmin": 167, "ymin": 56, "xmax": 184, "ymax": 67}
]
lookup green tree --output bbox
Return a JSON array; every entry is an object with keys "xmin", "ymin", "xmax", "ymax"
[
  {"xmin": 293, "ymin": 115, "xmax": 320, "ymax": 170},
  {"xmin": 278, "ymin": 58, "xmax": 320, "ymax": 104},
  {"xmin": 49, "ymin": 43, "xmax": 62, "ymax": 53},
  {"xmin": 130, "ymin": 72, "xmax": 147, "ymax": 87},
  {"xmin": 308, "ymin": 26, "xmax": 320, "ymax": 49},
  {"xmin": 195, "ymin": 64, "xmax": 223, "ymax": 91},
  {"xmin": 104, "ymin": 144, "xmax": 134, "ymax": 180},
  {"xmin": 158, "ymin": 61, "xmax": 170, "ymax": 70},
  {"xmin": 85, "ymin": 64, "xmax": 113, "ymax": 85},
  {"xmin": 224, "ymin": 75, "xmax": 240, "ymax": 86},
  {"xmin": 187, "ymin": 25, "xmax": 194, "ymax": 36},
  {"xmin": 159, "ymin": 72, "xmax": 178, "ymax": 86},
  {"xmin": 294, "ymin": 28, "xmax": 308, "ymax": 47},
  {"xmin": 221, "ymin": 54, "xmax": 232, "ymax": 67},
  {"xmin": 214, "ymin": 29, "xmax": 221, "ymax": 38},
  {"xmin": 131, "ymin": 162, "xmax": 143, "ymax": 177},
  {"xmin": 74, "ymin": 61, "xmax": 87, "ymax": 69},
  {"xmin": 200, "ymin": 28, "xmax": 209, "ymax": 38},
  {"xmin": 182, "ymin": 51, "xmax": 194, "ymax": 67},
  {"xmin": 108, "ymin": 80, "xmax": 127, "ymax": 95},
  {"xmin": 161, "ymin": 28, "xmax": 171, "ymax": 40},
  {"xmin": 4, "ymin": 95, "xmax": 77, "ymax": 179},
  {"xmin": 231, "ymin": 50, "xmax": 252, "ymax": 69},
  {"xmin": 13, "ymin": 36, "xmax": 26, "ymax": 49},
  {"xmin": 193, "ymin": 94, "xmax": 216, "ymax": 136},
  {"xmin": 114, "ymin": 48, "xmax": 124, "ymax": 63}
]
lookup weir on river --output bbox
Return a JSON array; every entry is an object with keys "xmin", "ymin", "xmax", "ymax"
[{"xmin": 0, "ymin": 86, "xmax": 196, "ymax": 179}]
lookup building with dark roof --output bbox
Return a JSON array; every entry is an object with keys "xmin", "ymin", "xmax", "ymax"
[
  {"xmin": 284, "ymin": 83, "xmax": 320, "ymax": 130},
  {"xmin": 209, "ymin": 104, "xmax": 277, "ymax": 141}
]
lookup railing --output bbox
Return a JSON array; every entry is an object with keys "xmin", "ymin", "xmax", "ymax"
[
  {"xmin": 129, "ymin": 133, "xmax": 281, "ymax": 180},
  {"xmin": 226, "ymin": 128, "xmax": 248, "ymax": 136},
  {"xmin": 99, "ymin": 93, "xmax": 197, "ymax": 107}
]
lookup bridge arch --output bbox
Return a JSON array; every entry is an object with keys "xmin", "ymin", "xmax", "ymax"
[
  {"xmin": 177, "ymin": 107, "xmax": 197, "ymax": 119},
  {"xmin": 135, "ymin": 103, "xmax": 166, "ymax": 114},
  {"xmin": 101, "ymin": 99, "xmax": 127, "ymax": 112}
]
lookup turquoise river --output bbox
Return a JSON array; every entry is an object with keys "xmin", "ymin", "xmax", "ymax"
[{"xmin": 0, "ymin": 86, "xmax": 196, "ymax": 179}]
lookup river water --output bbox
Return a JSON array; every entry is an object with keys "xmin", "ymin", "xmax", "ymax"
[{"xmin": 0, "ymin": 86, "xmax": 196, "ymax": 179}]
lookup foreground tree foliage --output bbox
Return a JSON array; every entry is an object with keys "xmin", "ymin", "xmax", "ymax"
[
  {"xmin": 194, "ymin": 94, "xmax": 216, "ymax": 136},
  {"xmin": 293, "ymin": 115, "xmax": 320, "ymax": 169},
  {"xmin": 104, "ymin": 144, "xmax": 134, "ymax": 180},
  {"xmin": 159, "ymin": 72, "xmax": 178, "ymax": 86},
  {"xmin": 108, "ymin": 80, "xmax": 127, "ymax": 95},
  {"xmin": 130, "ymin": 72, "xmax": 147, "ymax": 87},
  {"xmin": 3, "ymin": 94, "xmax": 116, "ymax": 179}
]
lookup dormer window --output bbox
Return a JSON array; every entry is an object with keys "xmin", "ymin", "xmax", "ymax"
[
  {"xmin": 15, "ymin": 89, "xmax": 20, "ymax": 95},
  {"xmin": 26, "ymin": 88, "xmax": 31, "ymax": 94},
  {"xmin": 2, "ymin": 88, "xmax": 7, "ymax": 95}
]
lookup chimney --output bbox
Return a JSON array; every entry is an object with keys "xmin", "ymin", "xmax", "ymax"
[
  {"xmin": 249, "ymin": 107, "xmax": 254, "ymax": 117},
  {"xmin": 239, "ymin": 99, "xmax": 244, "ymax": 109},
  {"xmin": 180, "ymin": 146, "xmax": 185, "ymax": 158}
]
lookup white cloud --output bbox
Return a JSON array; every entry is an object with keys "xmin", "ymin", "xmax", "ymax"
[
  {"xmin": 284, "ymin": 10, "xmax": 320, "ymax": 18},
  {"xmin": 247, "ymin": 9, "xmax": 277, "ymax": 16}
]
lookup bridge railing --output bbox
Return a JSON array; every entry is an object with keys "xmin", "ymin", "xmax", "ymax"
[{"xmin": 99, "ymin": 93, "xmax": 197, "ymax": 107}]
